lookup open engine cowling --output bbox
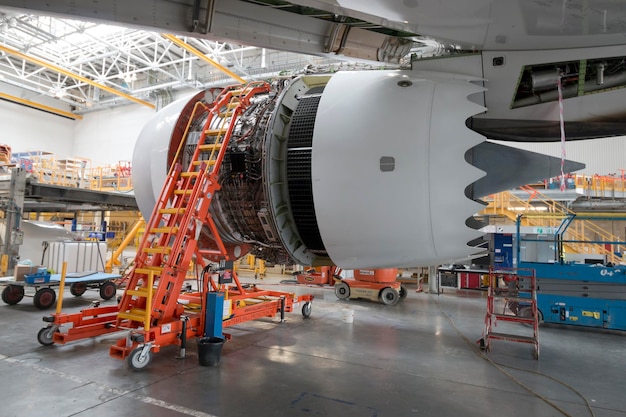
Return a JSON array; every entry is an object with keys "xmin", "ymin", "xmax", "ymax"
[{"xmin": 133, "ymin": 70, "xmax": 583, "ymax": 268}]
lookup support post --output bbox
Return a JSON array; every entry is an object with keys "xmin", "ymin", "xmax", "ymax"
[
  {"xmin": 177, "ymin": 315, "xmax": 188, "ymax": 359},
  {"xmin": 428, "ymin": 265, "xmax": 439, "ymax": 294},
  {"xmin": 2, "ymin": 168, "xmax": 26, "ymax": 275}
]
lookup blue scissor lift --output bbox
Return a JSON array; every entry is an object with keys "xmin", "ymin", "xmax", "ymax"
[{"xmin": 516, "ymin": 214, "xmax": 626, "ymax": 331}]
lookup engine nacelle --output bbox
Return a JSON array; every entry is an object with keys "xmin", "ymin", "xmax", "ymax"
[{"xmin": 133, "ymin": 70, "xmax": 582, "ymax": 268}]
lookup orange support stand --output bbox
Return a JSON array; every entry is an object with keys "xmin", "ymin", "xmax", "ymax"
[{"xmin": 36, "ymin": 82, "xmax": 314, "ymax": 370}]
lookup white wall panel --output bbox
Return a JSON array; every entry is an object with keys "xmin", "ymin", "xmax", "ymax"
[
  {"xmin": 492, "ymin": 137, "xmax": 626, "ymax": 176},
  {"xmin": 73, "ymin": 104, "xmax": 155, "ymax": 166},
  {"xmin": 0, "ymin": 88, "xmax": 74, "ymax": 157}
]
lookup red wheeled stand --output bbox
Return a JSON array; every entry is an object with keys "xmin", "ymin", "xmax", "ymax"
[{"xmin": 480, "ymin": 267, "xmax": 539, "ymax": 359}]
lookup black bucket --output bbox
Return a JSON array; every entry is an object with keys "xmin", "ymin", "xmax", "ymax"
[{"xmin": 197, "ymin": 337, "xmax": 225, "ymax": 367}]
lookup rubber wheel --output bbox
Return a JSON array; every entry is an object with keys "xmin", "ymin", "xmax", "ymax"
[
  {"xmin": 517, "ymin": 306, "xmax": 530, "ymax": 318},
  {"xmin": 70, "ymin": 282, "xmax": 87, "ymax": 297},
  {"xmin": 399, "ymin": 285, "xmax": 408, "ymax": 300},
  {"xmin": 99, "ymin": 281, "xmax": 117, "ymax": 300},
  {"xmin": 380, "ymin": 287, "xmax": 400, "ymax": 306},
  {"xmin": 37, "ymin": 326, "xmax": 59, "ymax": 346},
  {"xmin": 302, "ymin": 301, "xmax": 312, "ymax": 318},
  {"xmin": 2, "ymin": 285, "xmax": 24, "ymax": 305},
  {"xmin": 33, "ymin": 288, "xmax": 56, "ymax": 310},
  {"xmin": 335, "ymin": 282, "xmax": 350, "ymax": 300},
  {"xmin": 127, "ymin": 346, "xmax": 152, "ymax": 370}
]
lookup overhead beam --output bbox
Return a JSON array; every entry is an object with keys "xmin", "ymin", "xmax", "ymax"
[
  {"xmin": 0, "ymin": 0, "xmax": 333, "ymax": 59},
  {"xmin": 0, "ymin": 44, "xmax": 155, "ymax": 109},
  {"xmin": 163, "ymin": 34, "xmax": 246, "ymax": 84},
  {"xmin": 0, "ymin": 91, "xmax": 82, "ymax": 120}
]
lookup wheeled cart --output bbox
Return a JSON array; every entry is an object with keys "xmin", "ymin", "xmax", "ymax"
[{"xmin": 1, "ymin": 272, "xmax": 119, "ymax": 309}]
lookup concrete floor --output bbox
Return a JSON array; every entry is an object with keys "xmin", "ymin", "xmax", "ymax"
[{"xmin": 1, "ymin": 276, "xmax": 625, "ymax": 417}]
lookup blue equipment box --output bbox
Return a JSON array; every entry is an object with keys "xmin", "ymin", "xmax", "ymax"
[{"xmin": 24, "ymin": 270, "xmax": 51, "ymax": 284}]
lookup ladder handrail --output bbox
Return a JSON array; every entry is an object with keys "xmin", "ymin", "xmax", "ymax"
[
  {"xmin": 116, "ymin": 81, "xmax": 272, "ymax": 330},
  {"xmin": 168, "ymin": 101, "xmax": 209, "ymax": 178}
]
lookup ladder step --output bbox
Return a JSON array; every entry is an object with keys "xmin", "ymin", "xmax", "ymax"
[
  {"xmin": 118, "ymin": 308, "xmax": 148, "ymax": 323},
  {"xmin": 486, "ymin": 332, "xmax": 538, "ymax": 344},
  {"xmin": 150, "ymin": 226, "xmax": 179, "ymax": 233},
  {"xmin": 492, "ymin": 314, "xmax": 536, "ymax": 325},
  {"xmin": 125, "ymin": 288, "xmax": 155, "ymax": 297},
  {"xmin": 143, "ymin": 246, "xmax": 172, "ymax": 254},
  {"xmin": 159, "ymin": 207, "xmax": 186, "ymax": 215},
  {"xmin": 205, "ymin": 129, "xmax": 228, "ymax": 136},
  {"xmin": 198, "ymin": 144, "xmax": 222, "ymax": 152},
  {"xmin": 192, "ymin": 160, "xmax": 217, "ymax": 166},
  {"xmin": 180, "ymin": 172, "xmax": 199, "ymax": 178},
  {"xmin": 135, "ymin": 267, "xmax": 164, "ymax": 276},
  {"xmin": 174, "ymin": 189, "xmax": 194, "ymax": 195},
  {"xmin": 198, "ymin": 249, "xmax": 224, "ymax": 256}
]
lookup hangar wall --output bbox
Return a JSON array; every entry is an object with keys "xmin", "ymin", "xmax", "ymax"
[
  {"xmin": 0, "ymin": 84, "xmax": 74, "ymax": 157},
  {"xmin": 72, "ymin": 104, "xmax": 155, "ymax": 166}
]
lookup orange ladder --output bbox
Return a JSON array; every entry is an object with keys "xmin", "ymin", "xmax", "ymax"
[
  {"xmin": 39, "ymin": 81, "xmax": 314, "ymax": 370},
  {"xmin": 109, "ymin": 82, "xmax": 271, "ymax": 362}
]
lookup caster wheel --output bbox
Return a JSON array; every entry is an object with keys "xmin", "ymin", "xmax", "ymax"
[
  {"xmin": 127, "ymin": 346, "xmax": 152, "ymax": 370},
  {"xmin": 37, "ymin": 326, "xmax": 59, "ymax": 346}
]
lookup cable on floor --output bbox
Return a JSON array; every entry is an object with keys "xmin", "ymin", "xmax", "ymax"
[{"xmin": 435, "ymin": 298, "xmax": 595, "ymax": 417}]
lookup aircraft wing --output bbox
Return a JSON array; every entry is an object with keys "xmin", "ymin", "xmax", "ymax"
[{"xmin": 1, "ymin": 1, "xmax": 626, "ymax": 55}]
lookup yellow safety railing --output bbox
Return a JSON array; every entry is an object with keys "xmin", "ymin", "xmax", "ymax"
[
  {"xmin": 88, "ymin": 163, "xmax": 133, "ymax": 191},
  {"xmin": 574, "ymin": 174, "xmax": 626, "ymax": 197},
  {"xmin": 481, "ymin": 188, "xmax": 626, "ymax": 263}
]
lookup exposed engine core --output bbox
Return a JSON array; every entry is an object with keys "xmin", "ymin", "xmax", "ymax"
[{"xmin": 133, "ymin": 70, "xmax": 583, "ymax": 268}]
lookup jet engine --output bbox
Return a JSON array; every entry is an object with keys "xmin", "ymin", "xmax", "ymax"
[{"xmin": 132, "ymin": 70, "xmax": 583, "ymax": 269}]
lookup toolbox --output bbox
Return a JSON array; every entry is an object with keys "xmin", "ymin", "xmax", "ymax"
[{"xmin": 24, "ymin": 268, "xmax": 51, "ymax": 284}]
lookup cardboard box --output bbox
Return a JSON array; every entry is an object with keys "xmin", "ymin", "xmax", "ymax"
[{"xmin": 14, "ymin": 265, "xmax": 43, "ymax": 282}]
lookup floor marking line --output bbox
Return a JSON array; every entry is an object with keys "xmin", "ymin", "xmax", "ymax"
[{"xmin": 3, "ymin": 356, "xmax": 219, "ymax": 417}]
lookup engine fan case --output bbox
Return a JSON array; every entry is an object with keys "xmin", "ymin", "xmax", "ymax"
[
  {"xmin": 132, "ymin": 92, "xmax": 203, "ymax": 219},
  {"xmin": 310, "ymin": 71, "xmax": 487, "ymax": 268}
]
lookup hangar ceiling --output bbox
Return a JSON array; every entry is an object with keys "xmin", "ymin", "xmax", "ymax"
[{"xmin": 0, "ymin": 10, "xmax": 346, "ymax": 114}]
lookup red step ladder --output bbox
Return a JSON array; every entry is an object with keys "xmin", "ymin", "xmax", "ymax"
[{"xmin": 480, "ymin": 267, "xmax": 539, "ymax": 359}]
